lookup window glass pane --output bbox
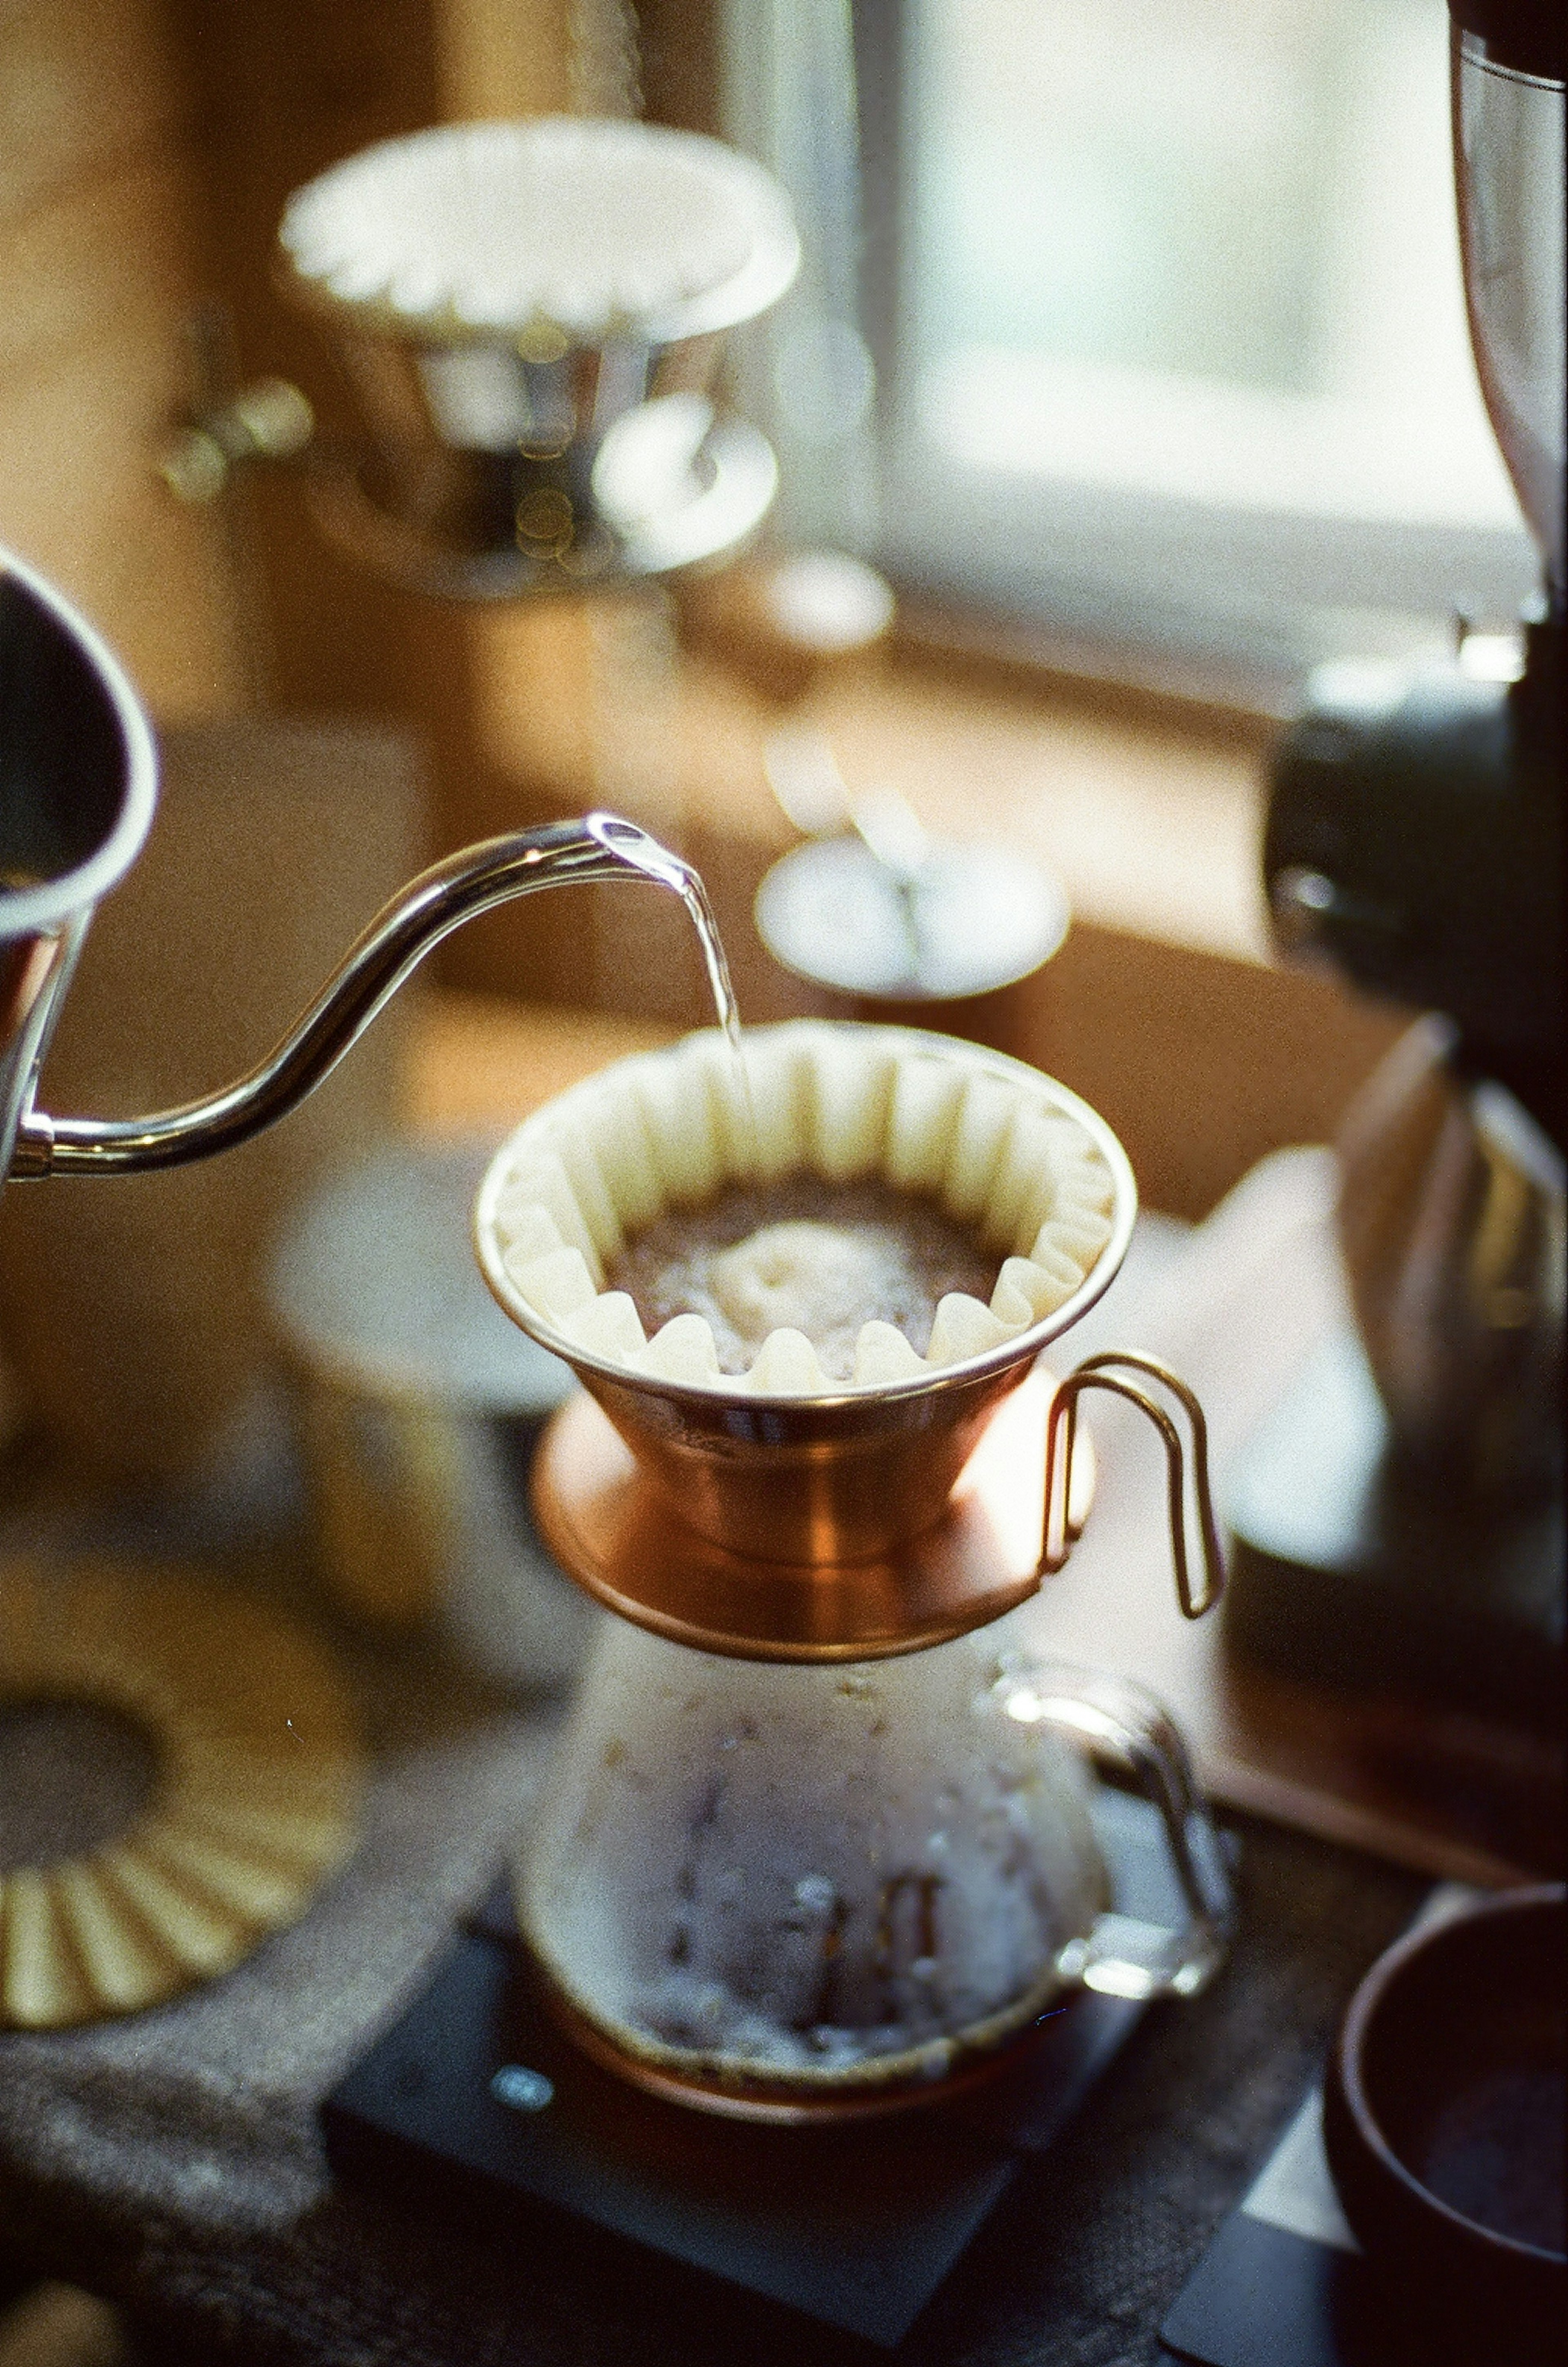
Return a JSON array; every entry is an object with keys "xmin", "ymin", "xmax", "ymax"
[
  {"xmin": 900, "ymin": 0, "xmax": 1515, "ymax": 529},
  {"xmin": 909, "ymin": 0, "xmax": 1353, "ymax": 393}
]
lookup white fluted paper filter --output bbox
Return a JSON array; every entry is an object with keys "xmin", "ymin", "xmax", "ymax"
[
  {"xmin": 0, "ymin": 1562, "xmax": 361, "ymax": 2029},
  {"xmin": 280, "ymin": 117, "xmax": 800, "ymax": 342},
  {"xmin": 473, "ymin": 1022, "xmax": 1121, "ymax": 1398}
]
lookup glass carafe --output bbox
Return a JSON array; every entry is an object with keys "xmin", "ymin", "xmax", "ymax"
[{"xmin": 519, "ymin": 1613, "xmax": 1229, "ymax": 2117}]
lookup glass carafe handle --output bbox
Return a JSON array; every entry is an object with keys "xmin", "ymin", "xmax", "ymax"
[
  {"xmin": 998, "ymin": 1660, "xmax": 1234, "ymax": 1999},
  {"xmin": 1041, "ymin": 1352, "xmax": 1226, "ymax": 1618}
]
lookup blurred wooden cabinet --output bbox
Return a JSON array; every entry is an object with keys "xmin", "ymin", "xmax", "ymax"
[
  {"xmin": 0, "ymin": 0, "xmax": 245, "ymax": 715},
  {"xmin": 0, "ymin": 719, "xmax": 424, "ymax": 1480}
]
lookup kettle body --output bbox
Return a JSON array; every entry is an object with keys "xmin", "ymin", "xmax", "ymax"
[{"xmin": 0, "ymin": 553, "xmax": 158, "ymax": 1183}]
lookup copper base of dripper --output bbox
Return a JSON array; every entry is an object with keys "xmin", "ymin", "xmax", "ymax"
[{"xmin": 532, "ymin": 1365, "xmax": 1094, "ymax": 1662}]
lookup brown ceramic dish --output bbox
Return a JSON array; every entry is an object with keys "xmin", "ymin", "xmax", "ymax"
[{"xmin": 1324, "ymin": 1886, "xmax": 1566, "ymax": 2354}]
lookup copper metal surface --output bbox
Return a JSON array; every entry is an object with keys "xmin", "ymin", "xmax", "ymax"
[
  {"xmin": 532, "ymin": 1366, "xmax": 1095, "ymax": 1661},
  {"xmin": 572, "ymin": 1340, "xmax": 1056, "ymax": 1566}
]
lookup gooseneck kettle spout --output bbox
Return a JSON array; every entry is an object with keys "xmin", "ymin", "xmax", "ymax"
[
  {"xmin": 1, "ymin": 548, "xmax": 713, "ymax": 1187},
  {"xmin": 8, "ymin": 813, "xmax": 699, "ymax": 1180}
]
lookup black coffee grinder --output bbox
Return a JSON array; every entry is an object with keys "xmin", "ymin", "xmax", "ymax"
[{"xmin": 1225, "ymin": 0, "xmax": 1564, "ymax": 1734}]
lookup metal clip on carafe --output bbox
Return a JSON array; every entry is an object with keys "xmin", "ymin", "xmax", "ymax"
[{"xmin": 1043, "ymin": 1352, "xmax": 1225, "ymax": 1618}]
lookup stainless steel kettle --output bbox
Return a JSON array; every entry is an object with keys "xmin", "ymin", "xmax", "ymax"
[{"xmin": 0, "ymin": 546, "xmax": 696, "ymax": 1186}]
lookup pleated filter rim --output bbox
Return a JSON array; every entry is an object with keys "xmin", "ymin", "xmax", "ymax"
[
  {"xmin": 279, "ymin": 117, "xmax": 798, "ymax": 343},
  {"xmin": 474, "ymin": 1022, "xmax": 1131, "ymax": 1399}
]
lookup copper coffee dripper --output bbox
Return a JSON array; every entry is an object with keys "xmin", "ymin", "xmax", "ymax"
[
  {"xmin": 479, "ymin": 1040, "xmax": 1223, "ymax": 1661},
  {"xmin": 475, "ymin": 1025, "xmax": 1233, "ymax": 2120},
  {"xmin": 0, "ymin": 544, "xmax": 1232, "ymax": 2120}
]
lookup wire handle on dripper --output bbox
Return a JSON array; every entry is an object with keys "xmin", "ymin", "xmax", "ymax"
[{"xmin": 1041, "ymin": 1352, "xmax": 1225, "ymax": 1618}]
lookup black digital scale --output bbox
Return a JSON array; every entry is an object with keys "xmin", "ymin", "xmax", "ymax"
[{"xmin": 324, "ymin": 1791, "xmax": 1178, "ymax": 2348}]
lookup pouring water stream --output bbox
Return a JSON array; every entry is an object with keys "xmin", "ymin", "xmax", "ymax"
[{"xmin": 583, "ymin": 813, "xmax": 759, "ymax": 1166}]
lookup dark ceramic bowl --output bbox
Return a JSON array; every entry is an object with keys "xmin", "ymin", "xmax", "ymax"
[{"xmin": 1324, "ymin": 1886, "xmax": 1565, "ymax": 2354}]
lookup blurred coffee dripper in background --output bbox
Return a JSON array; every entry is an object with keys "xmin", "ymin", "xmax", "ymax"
[
  {"xmin": 257, "ymin": 117, "xmax": 797, "ymax": 599},
  {"xmin": 757, "ymin": 726, "xmax": 1070, "ymax": 1064},
  {"xmin": 269, "ymin": 1145, "xmax": 589, "ymax": 1691},
  {"xmin": 163, "ymin": 117, "xmax": 798, "ymax": 598}
]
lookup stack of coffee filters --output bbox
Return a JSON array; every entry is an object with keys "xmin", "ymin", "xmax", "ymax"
[{"xmin": 280, "ymin": 116, "xmax": 795, "ymax": 344}]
